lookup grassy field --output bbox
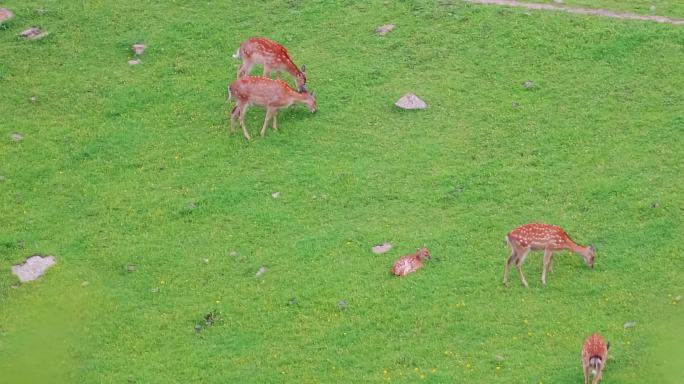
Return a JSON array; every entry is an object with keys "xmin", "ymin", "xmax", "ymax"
[
  {"xmin": 1, "ymin": 0, "xmax": 683, "ymax": 383},
  {"xmin": 528, "ymin": 0, "xmax": 684, "ymax": 18}
]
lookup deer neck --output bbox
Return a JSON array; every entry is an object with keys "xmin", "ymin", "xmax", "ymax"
[{"xmin": 566, "ymin": 241, "xmax": 589, "ymax": 255}]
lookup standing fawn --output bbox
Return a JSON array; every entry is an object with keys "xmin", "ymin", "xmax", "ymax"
[
  {"xmin": 391, "ymin": 247, "xmax": 431, "ymax": 277},
  {"xmin": 233, "ymin": 37, "xmax": 308, "ymax": 92},
  {"xmin": 503, "ymin": 223, "xmax": 595, "ymax": 287},
  {"xmin": 227, "ymin": 76, "xmax": 316, "ymax": 140},
  {"xmin": 582, "ymin": 333, "xmax": 609, "ymax": 384}
]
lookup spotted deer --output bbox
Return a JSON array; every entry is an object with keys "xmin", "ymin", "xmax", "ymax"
[
  {"xmin": 391, "ymin": 247, "xmax": 431, "ymax": 277},
  {"xmin": 227, "ymin": 76, "xmax": 316, "ymax": 140},
  {"xmin": 503, "ymin": 223, "xmax": 595, "ymax": 287},
  {"xmin": 233, "ymin": 37, "xmax": 308, "ymax": 92},
  {"xmin": 582, "ymin": 333, "xmax": 609, "ymax": 384}
]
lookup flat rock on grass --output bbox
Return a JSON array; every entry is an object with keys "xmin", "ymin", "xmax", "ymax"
[
  {"xmin": 128, "ymin": 59, "xmax": 141, "ymax": 65},
  {"xmin": 0, "ymin": 8, "xmax": 14, "ymax": 23},
  {"xmin": 20, "ymin": 27, "xmax": 49, "ymax": 40},
  {"xmin": 132, "ymin": 43, "xmax": 146, "ymax": 56},
  {"xmin": 12, "ymin": 255, "xmax": 57, "ymax": 282},
  {"xmin": 372, "ymin": 242, "xmax": 393, "ymax": 254},
  {"xmin": 395, "ymin": 93, "xmax": 427, "ymax": 110},
  {"xmin": 10, "ymin": 132, "xmax": 24, "ymax": 142},
  {"xmin": 376, "ymin": 24, "xmax": 396, "ymax": 36}
]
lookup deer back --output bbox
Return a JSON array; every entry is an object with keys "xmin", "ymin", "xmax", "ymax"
[{"xmin": 507, "ymin": 223, "xmax": 572, "ymax": 249}]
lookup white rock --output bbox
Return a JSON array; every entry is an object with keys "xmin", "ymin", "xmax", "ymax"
[
  {"xmin": 132, "ymin": 43, "xmax": 146, "ymax": 56},
  {"xmin": 20, "ymin": 27, "xmax": 49, "ymax": 40},
  {"xmin": 395, "ymin": 93, "xmax": 427, "ymax": 110},
  {"xmin": 11, "ymin": 255, "xmax": 57, "ymax": 282},
  {"xmin": 372, "ymin": 242, "xmax": 393, "ymax": 254},
  {"xmin": 255, "ymin": 265, "xmax": 267, "ymax": 277},
  {"xmin": 376, "ymin": 24, "xmax": 396, "ymax": 36},
  {"xmin": 128, "ymin": 59, "xmax": 141, "ymax": 65}
]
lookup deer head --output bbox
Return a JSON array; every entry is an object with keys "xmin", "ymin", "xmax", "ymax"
[
  {"xmin": 417, "ymin": 247, "xmax": 431, "ymax": 260},
  {"xmin": 583, "ymin": 245, "xmax": 596, "ymax": 268}
]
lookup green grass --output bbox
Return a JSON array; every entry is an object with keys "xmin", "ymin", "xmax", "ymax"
[
  {"xmin": 529, "ymin": 0, "xmax": 684, "ymax": 18},
  {"xmin": 1, "ymin": 0, "xmax": 683, "ymax": 383}
]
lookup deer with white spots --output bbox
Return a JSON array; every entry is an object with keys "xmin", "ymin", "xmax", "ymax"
[
  {"xmin": 503, "ymin": 223, "xmax": 595, "ymax": 287},
  {"xmin": 582, "ymin": 333, "xmax": 609, "ymax": 384},
  {"xmin": 391, "ymin": 247, "xmax": 431, "ymax": 277},
  {"xmin": 227, "ymin": 76, "xmax": 316, "ymax": 140},
  {"xmin": 233, "ymin": 37, "xmax": 308, "ymax": 92}
]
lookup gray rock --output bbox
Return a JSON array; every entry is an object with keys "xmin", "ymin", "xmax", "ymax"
[
  {"xmin": 372, "ymin": 242, "xmax": 393, "ymax": 254},
  {"xmin": 20, "ymin": 27, "xmax": 49, "ymax": 41},
  {"xmin": 10, "ymin": 132, "xmax": 24, "ymax": 142},
  {"xmin": 623, "ymin": 321, "xmax": 637, "ymax": 329},
  {"xmin": 128, "ymin": 59, "xmax": 141, "ymax": 65},
  {"xmin": 11, "ymin": 255, "xmax": 57, "ymax": 282},
  {"xmin": 395, "ymin": 93, "xmax": 427, "ymax": 110},
  {"xmin": 255, "ymin": 265, "xmax": 267, "ymax": 278},
  {"xmin": 376, "ymin": 24, "xmax": 396, "ymax": 36},
  {"xmin": 132, "ymin": 43, "xmax": 146, "ymax": 56},
  {"xmin": 522, "ymin": 80, "xmax": 535, "ymax": 89}
]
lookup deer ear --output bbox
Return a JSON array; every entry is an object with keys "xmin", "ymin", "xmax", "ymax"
[
  {"xmin": 607, "ymin": 341, "xmax": 610, "ymax": 350},
  {"xmin": 299, "ymin": 84, "xmax": 308, "ymax": 93},
  {"xmin": 310, "ymin": 91, "xmax": 316, "ymax": 98},
  {"xmin": 301, "ymin": 64, "xmax": 306, "ymax": 73}
]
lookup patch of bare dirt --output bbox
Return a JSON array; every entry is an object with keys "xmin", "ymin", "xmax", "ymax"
[{"xmin": 466, "ymin": 0, "xmax": 684, "ymax": 25}]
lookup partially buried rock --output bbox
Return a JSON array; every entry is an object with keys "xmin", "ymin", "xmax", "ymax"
[
  {"xmin": 12, "ymin": 255, "xmax": 57, "ymax": 283},
  {"xmin": 376, "ymin": 24, "xmax": 396, "ymax": 36},
  {"xmin": 132, "ymin": 43, "xmax": 146, "ymax": 56},
  {"xmin": 372, "ymin": 242, "xmax": 393, "ymax": 254},
  {"xmin": 10, "ymin": 132, "xmax": 24, "ymax": 142},
  {"xmin": 522, "ymin": 80, "xmax": 535, "ymax": 89},
  {"xmin": 128, "ymin": 59, "xmax": 141, "ymax": 65},
  {"xmin": 255, "ymin": 265, "xmax": 267, "ymax": 278},
  {"xmin": 395, "ymin": 93, "xmax": 427, "ymax": 110},
  {"xmin": 0, "ymin": 8, "xmax": 14, "ymax": 23},
  {"xmin": 623, "ymin": 321, "xmax": 637, "ymax": 329},
  {"xmin": 20, "ymin": 27, "xmax": 49, "ymax": 41}
]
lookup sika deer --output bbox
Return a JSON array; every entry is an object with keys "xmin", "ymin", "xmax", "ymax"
[
  {"xmin": 233, "ymin": 37, "xmax": 308, "ymax": 92},
  {"xmin": 391, "ymin": 247, "xmax": 431, "ymax": 277},
  {"xmin": 227, "ymin": 76, "xmax": 316, "ymax": 140},
  {"xmin": 503, "ymin": 223, "xmax": 595, "ymax": 287},
  {"xmin": 582, "ymin": 333, "xmax": 609, "ymax": 384}
]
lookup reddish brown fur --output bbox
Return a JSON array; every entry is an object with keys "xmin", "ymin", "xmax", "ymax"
[
  {"xmin": 391, "ymin": 247, "xmax": 431, "ymax": 277},
  {"xmin": 227, "ymin": 76, "xmax": 316, "ymax": 140},
  {"xmin": 235, "ymin": 37, "xmax": 307, "ymax": 92},
  {"xmin": 582, "ymin": 333, "xmax": 609, "ymax": 384},
  {"xmin": 503, "ymin": 223, "xmax": 595, "ymax": 287}
]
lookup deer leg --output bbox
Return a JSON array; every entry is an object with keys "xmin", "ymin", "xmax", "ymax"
[
  {"xmin": 229, "ymin": 105, "xmax": 239, "ymax": 134},
  {"xmin": 261, "ymin": 108, "xmax": 275, "ymax": 137},
  {"xmin": 516, "ymin": 249, "xmax": 530, "ymax": 288},
  {"xmin": 583, "ymin": 365, "xmax": 590, "ymax": 384},
  {"xmin": 238, "ymin": 104, "xmax": 251, "ymax": 140},
  {"xmin": 542, "ymin": 249, "xmax": 553, "ymax": 285},
  {"xmin": 592, "ymin": 369, "xmax": 602, "ymax": 384},
  {"xmin": 263, "ymin": 66, "xmax": 272, "ymax": 78},
  {"xmin": 238, "ymin": 61, "xmax": 253, "ymax": 78},
  {"xmin": 503, "ymin": 249, "xmax": 516, "ymax": 287},
  {"xmin": 272, "ymin": 111, "xmax": 278, "ymax": 131}
]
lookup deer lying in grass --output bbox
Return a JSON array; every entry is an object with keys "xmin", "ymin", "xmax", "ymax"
[
  {"xmin": 582, "ymin": 333, "xmax": 609, "ymax": 384},
  {"xmin": 227, "ymin": 76, "xmax": 316, "ymax": 140},
  {"xmin": 503, "ymin": 223, "xmax": 595, "ymax": 287},
  {"xmin": 391, "ymin": 247, "xmax": 431, "ymax": 277},
  {"xmin": 233, "ymin": 37, "xmax": 308, "ymax": 92}
]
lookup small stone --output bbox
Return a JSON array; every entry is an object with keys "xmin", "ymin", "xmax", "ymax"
[
  {"xmin": 132, "ymin": 43, "xmax": 146, "ymax": 56},
  {"xmin": 376, "ymin": 24, "xmax": 396, "ymax": 36},
  {"xmin": 650, "ymin": 202, "xmax": 658, "ymax": 208},
  {"xmin": 126, "ymin": 264, "xmax": 136, "ymax": 272},
  {"xmin": 674, "ymin": 295, "xmax": 682, "ymax": 302},
  {"xmin": 151, "ymin": 287, "xmax": 160, "ymax": 293},
  {"xmin": 494, "ymin": 355, "xmax": 505, "ymax": 361},
  {"xmin": 20, "ymin": 27, "xmax": 49, "ymax": 41},
  {"xmin": 81, "ymin": 281, "xmax": 90, "ymax": 287},
  {"xmin": 30, "ymin": 96, "xmax": 37, "ymax": 102},
  {"xmin": 10, "ymin": 132, "xmax": 24, "ymax": 142},
  {"xmin": 228, "ymin": 251, "xmax": 238, "ymax": 257},
  {"xmin": 0, "ymin": 8, "xmax": 14, "ymax": 23},
  {"xmin": 194, "ymin": 324, "xmax": 203, "ymax": 332},
  {"xmin": 372, "ymin": 242, "xmax": 393, "ymax": 254},
  {"xmin": 337, "ymin": 300, "xmax": 349, "ymax": 310},
  {"xmin": 255, "ymin": 265, "xmax": 267, "ymax": 277},
  {"xmin": 624, "ymin": 321, "xmax": 637, "ymax": 329},
  {"xmin": 128, "ymin": 59, "xmax": 141, "ymax": 65},
  {"xmin": 395, "ymin": 93, "xmax": 427, "ymax": 110},
  {"xmin": 271, "ymin": 191, "xmax": 281, "ymax": 199},
  {"xmin": 287, "ymin": 297, "xmax": 298, "ymax": 306},
  {"xmin": 186, "ymin": 202, "xmax": 197, "ymax": 210},
  {"xmin": 11, "ymin": 255, "xmax": 57, "ymax": 282},
  {"xmin": 512, "ymin": 102, "xmax": 520, "ymax": 108},
  {"xmin": 522, "ymin": 80, "xmax": 535, "ymax": 89},
  {"xmin": 203, "ymin": 258, "xmax": 209, "ymax": 263},
  {"xmin": 35, "ymin": 8, "xmax": 47, "ymax": 15}
]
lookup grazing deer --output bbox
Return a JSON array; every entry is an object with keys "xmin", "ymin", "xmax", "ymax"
[
  {"xmin": 227, "ymin": 76, "xmax": 316, "ymax": 140},
  {"xmin": 391, "ymin": 247, "xmax": 431, "ymax": 277},
  {"xmin": 503, "ymin": 223, "xmax": 595, "ymax": 287},
  {"xmin": 233, "ymin": 37, "xmax": 308, "ymax": 92},
  {"xmin": 582, "ymin": 333, "xmax": 609, "ymax": 384}
]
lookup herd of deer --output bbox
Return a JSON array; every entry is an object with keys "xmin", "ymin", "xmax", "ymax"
[{"xmin": 228, "ymin": 37, "xmax": 609, "ymax": 383}]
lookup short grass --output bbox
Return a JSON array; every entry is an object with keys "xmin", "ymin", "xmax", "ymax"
[
  {"xmin": 1, "ymin": 1, "xmax": 683, "ymax": 383},
  {"xmin": 528, "ymin": 0, "xmax": 684, "ymax": 18}
]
